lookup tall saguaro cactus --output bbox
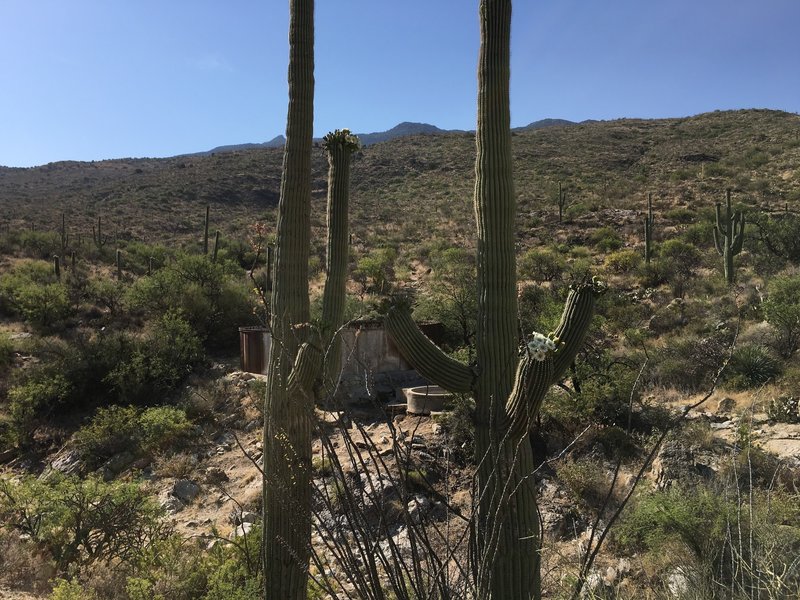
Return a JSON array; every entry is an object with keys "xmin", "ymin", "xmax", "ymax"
[
  {"xmin": 713, "ymin": 189, "xmax": 745, "ymax": 284},
  {"xmin": 320, "ymin": 129, "xmax": 360, "ymax": 390},
  {"xmin": 262, "ymin": 0, "xmax": 315, "ymax": 598},
  {"xmin": 644, "ymin": 192, "xmax": 655, "ymax": 265},
  {"xmin": 263, "ymin": 3, "xmax": 358, "ymax": 599},
  {"xmin": 385, "ymin": 2, "xmax": 601, "ymax": 598}
]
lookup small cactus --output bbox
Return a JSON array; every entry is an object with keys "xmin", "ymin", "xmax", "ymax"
[
  {"xmin": 713, "ymin": 189, "xmax": 745, "ymax": 284},
  {"xmin": 644, "ymin": 192, "xmax": 655, "ymax": 265}
]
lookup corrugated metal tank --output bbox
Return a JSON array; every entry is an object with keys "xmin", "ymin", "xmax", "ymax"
[{"xmin": 238, "ymin": 326, "xmax": 271, "ymax": 374}]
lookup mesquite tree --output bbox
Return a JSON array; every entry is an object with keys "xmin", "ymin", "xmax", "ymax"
[
  {"xmin": 713, "ymin": 189, "xmax": 745, "ymax": 284},
  {"xmin": 384, "ymin": 1, "xmax": 602, "ymax": 598}
]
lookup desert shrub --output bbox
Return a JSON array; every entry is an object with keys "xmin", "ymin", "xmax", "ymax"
[
  {"xmin": 518, "ymin": 246, "xmax": 567, "ymax": 282},
  {"xmin": 588, "ymin": 227, "xmax": 623, "ymax": 252},
  {"xmin": 665, "ymin": 206, "xmax": 696, "ymax": 223},
  {"xmin": 104, "ymin": 311, "xmax": 203, "ymax": 405},
  {"xmin": 73, "ymin": 404, "xmax": 194, "ymax": 467},
  {"xmin": 658, "ymin": 238, "xmax": 703, "ymax": 297},
  {"xmin": 767, "ymin": 396, "xmax": 799, "ymax": 424},
  {"xmin": 649, "ymin": 333, "xmax": 731, "ymax": 392},
  {"xmin": 0, "ymin": 474, "xmax": 169, "ymax": 573},
  {"xmin": 126, "ymin": 254, "xmax": 256, "ymax": 350},
  {"xmin": 0, "ymin": 259, "xmax": 71, "ymax": 329},
  {"xmin": 7, "ymin": 374, "xmax": 72, "ymax": 447},
  {"xmin": 556, "ymin": 458, "xmax": 609, "ymax": 509},
  {"xmin": 753, "ymin": 212, "xmax": 800, "ymax": 265},
  {"xmin": 517, "ymin": 285, "xmax": 563, "ymax": 336},
  {"xmin": 604, "ymin": 248, "xmax": 641, "ymax": 273},
  {"xmin": 353, "ymin": 247, "xmax": 397, "ymax": 295},
  {"xmin": 87, "ymin": 278, "xmax": 128, "ymax": 315},
  {"xmin": 0, "ymin": 332, "xmax": 12, "ymax": 370},
  {"xmin": 17, "ymin": 230, "xmax": 61, "ymax": 259},
  {"xmin": 432, "ymin": 394, "xmax": 475, "ymax": 464},
  {"xmin": 763, "ymin": 273, "xmax": 800, "ymax": 357},
  {"xmin": 723, "ymin": 344, "xmax": 782, "ymax": 389},
  {"xmin": 52, "ymin": 578, "xmax": 94, "ymax": 600}
]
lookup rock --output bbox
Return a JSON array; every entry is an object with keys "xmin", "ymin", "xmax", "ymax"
[
  {"xmin": 49, "ymin": 449, "xmax": 84, "ymax": 476},
  {"xmin": 667, "ymin": 567, "xmax": 690, "ymax": 597},
  {"xmin": 172, "ymin": 479, "xmax": 201, "ymax": 503},
  {"xmin": 716, "ymin": 397, "xmax": 736, "ymax": 414},
  {"xmin": 101, "ymin": 451, "xmax": 137, "ymax": 480},
  {"xmin": 231, "ymin": 521, "xmax": 255, "ymax": 538},
  {"xmin": 240, "ymin": 511, "xmax": 259, "ymax": 525},
  {"xmin": 160, "ymin": 494, "xmax": 184, "ymax": 514},
  {"xmin": 204, "ymin": 467, "xmax": 229, "ymax": 485},
  {"xmin": 407, "ymin": 494, "xmax": 432, "ymax": 524}
]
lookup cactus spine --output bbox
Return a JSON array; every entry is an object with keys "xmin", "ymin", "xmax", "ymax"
[
  {"xmin": 644, "ymin": 192, "xmax": 654, "ymax": 265},
  {"xmin": 713, "ymin": 189, "xmax": 745, "ymax": 284},
  {"xmin": 384, "ymin": 2, "xmax": 601, "ymax": 597}
]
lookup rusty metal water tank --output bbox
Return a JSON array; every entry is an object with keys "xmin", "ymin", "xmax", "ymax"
[{"xmin": 238, "ymin": 326, "xmax": 271, "ymax": 374}]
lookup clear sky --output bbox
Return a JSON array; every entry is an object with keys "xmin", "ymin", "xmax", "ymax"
[{"xmin": 1, "ymin": 1, "xmax": 799, "ymax": 167}]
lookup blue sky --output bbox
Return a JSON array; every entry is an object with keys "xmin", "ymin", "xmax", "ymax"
[{"xmin": 1, "ymin": 1, "xmax": 799, "ymax": 167}]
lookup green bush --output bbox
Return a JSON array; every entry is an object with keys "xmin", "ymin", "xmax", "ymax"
[
  {"xmin": 105, "ymin": 311, "xmax": 203, "ymax": 405},
  {"xmin": 7, "ymin": 374, "xmax": 72, "ymax": 447},
  {"xmin": 74, "ymin": 405, "xmax": 195, "ymax": 468},
  {"xmin": 589, "ymin": 227, "xmax": 623, "ymax": 252},
  {"xmin": 764, "ymin": 273, "xmax": 800, "ymax": 357},
  {"xmin": 604, "ymin": 248, "xmax": 642, "ymax": 273},
  {"xmin": 0, "ymin": 332, "xmax": 12, "ymax": 370},
  {"xmin": 518, "ymin": 246, "xmax": 567, "ymax": 282},
  {"xmin": 126, "ymin": 254, "xmax": 256, "ymax": 350},
  {"xmin": 0, "ymin": 260, "xmax": 71, "ymax": 329},
  {"xmin": 0, "ymin": 474, "xmax": 168, "ymax": 573},
  {"xmin": 665, "ymin": 206, "xmax": 696, "ymax": 223}
]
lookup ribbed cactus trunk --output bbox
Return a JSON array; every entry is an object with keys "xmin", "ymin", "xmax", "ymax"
[
  {"xmin": 263, "ymin": 0, "xmax": 315, "ymax": 598},
  {"xmin": 384, "ymin": 2, "xmax": 602, "ymax": 597},
  {"xmin": 473, "ymin": 3, "xmax": 540, "ymax": 597},
  {"xmin": 644, "ymin": 192, "xmax": 654, "ymax": 265},
  {"xmin": 713, "ymin": 189, "xmax": 745, "ymax": 285},
  {"xmin": 320, "ymin": 130, "xmax": 358, "ymax": 391}
]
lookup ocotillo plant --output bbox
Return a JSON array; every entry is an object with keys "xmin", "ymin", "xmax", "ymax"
[
  {"xmin": 644, "ymin": 192, "xmax": 655, "ymax": 265},
  {"xmin": 320, "ymin": 129, "xmax": 360, "ymax": 392},
  {"xmin": 384, "ymin": 2, "xmax": 602, "ymax": 598},
  {"xmin": 713, "ymin": 189, "xmax": 745, "ymax": 284}
]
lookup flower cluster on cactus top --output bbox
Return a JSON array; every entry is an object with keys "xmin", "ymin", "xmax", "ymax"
[
  {"xmin": 526, "ymin": 332, "xmax": 558, "ymax": 361},
  {"xmin": 322, "ymin": 128, "xmax": 361, "ymax": 152}
]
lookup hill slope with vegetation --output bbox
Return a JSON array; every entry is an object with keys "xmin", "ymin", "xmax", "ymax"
[{"xmin": 1, "ymin": 108, "xmax": 800, "ymax": 599}]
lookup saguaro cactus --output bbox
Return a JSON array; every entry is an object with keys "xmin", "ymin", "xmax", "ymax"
[
  {"xmin": 92, "ymin": 216, "xmax": 107, "ymax": 248},
  {"xmin": 203, "ymin": 205, "xmax": 210, "ymax": 255},
  {"xmin": 320, "ymin": 129, "xmax": 360, "ymax": 389},
  {"xmin": 262, "ymin": 1, "xmax": 317, "ymax": 598},
  {"xmin": 385, "ymin": 2, "xmax": 601, "ymax": 598},
  {"xmin": 713, "ymin": 189, "xmax": 745, "ymax": 284},
  {"xmin": 115, "ymin": 249, "xmax": 122, "ymax": 280},
  {"xmin": 557, "ymin": 181, "xmax": 567, "ymax": 222},
  {"xmin": 644, "ymin": 192, "xmax": 655, "ymax": 265},
  {"xmin": 53, "ymin": 255, "xmax": 61, "ymax": 279}
]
